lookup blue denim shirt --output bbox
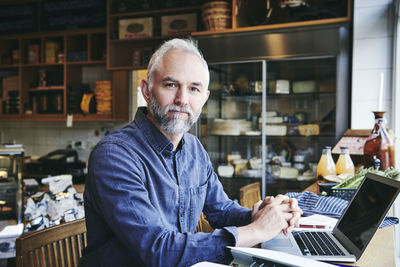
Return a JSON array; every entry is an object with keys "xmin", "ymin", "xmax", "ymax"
[{"xmin": 80, "ymin": 107, "xmax": 252, "ymax": 267}]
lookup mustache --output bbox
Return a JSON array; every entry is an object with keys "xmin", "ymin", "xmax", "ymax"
[{"xmin": 164, "ymin": 105, "xmax": 194, "ymax": 118}]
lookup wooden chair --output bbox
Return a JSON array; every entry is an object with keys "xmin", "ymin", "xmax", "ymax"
[
  {"xmin": 195, "ymin": 212, "xmax": 213, "ymax": 233},
  {"xmin": 240, "ymin": 182, "xmax": 261, "ymax": 209},
  {"xmin": 16, "ymin": 218, "xmax": 87, "ymax": 267}
]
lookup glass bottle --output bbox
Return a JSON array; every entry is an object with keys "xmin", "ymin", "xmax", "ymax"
[
  {"xmin": 316, "ymin": 146, "xmax": 336, "ymax": 182},
  {"xmin": 336, "ymin": 146, "xmax": 355, "ymax": 175},
  {"xmin": 363, "ymin": 111, "xmax": 394, "ymax": 170}
]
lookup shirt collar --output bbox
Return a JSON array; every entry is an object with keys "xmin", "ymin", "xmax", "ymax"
[{"xmin": 134, "ymin": 107, "xmax": 186, "ymax": 154}]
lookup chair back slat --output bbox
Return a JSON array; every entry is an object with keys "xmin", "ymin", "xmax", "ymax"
[
  {"xmin": 195, "ymin": 212, "xmax": 213, "ymax": 233},
  {"xmin": 30, "ymin": 250, "xmax": 39, "ymax": 267},
  {"xmin": 16, "ymin": 218, "xmax": 87, "ymax": 267},
  {"xmin": 58, "ymin": 239, "xmax": 66, "ymax": 267},
  {"xmin": 52, "ymin": 242, "xmax": 60, "ymax": 267},
  {"xmin": 77, "ymin": 234, "xmax": 84, "ymax": 259},
  {"xmin": 240, "ymin": 182, "xmax": 261, "ymax": 209},
  {"xmin": 71, "ymin": 236, "xmax": 79, "ymax": 267},
  {"xmin": 46, "ymin": 244, "xmax": 53, "ymax": 266},
  {"xmin": 64, "ymin": 237, "xmax": 72, "ymax": 266},
  {"xmin": 83, "ymin": 232, "xmax": 87, "ymax": 247},
  {"xmin": 39, "ymin": 247, "xmax": 46, "ymax": 267}
]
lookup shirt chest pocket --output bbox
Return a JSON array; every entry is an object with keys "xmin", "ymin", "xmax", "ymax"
[{"xmin": 187, "ymin": 182, "xmax": 208, "ymax": 232}]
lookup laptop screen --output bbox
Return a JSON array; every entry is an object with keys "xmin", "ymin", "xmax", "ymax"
[{"xmin": 336, "ymin": 173, "xmax": 399, "ymax": 251}]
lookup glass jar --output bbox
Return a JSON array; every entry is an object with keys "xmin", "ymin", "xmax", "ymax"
[
  {"xmin": 57, "ymin": 50, "xmax": 64, "ymax": 63},
  {"xmin": 336, "ymin": 146, "xmax": 355, "ymax": 175},
  {"xmin": 316, "ymin": 146, "xmax": 336, "ymax": 182},
  {"xmin": 363, "ymin": 111, "xmax": 394, "ymax": 170}
]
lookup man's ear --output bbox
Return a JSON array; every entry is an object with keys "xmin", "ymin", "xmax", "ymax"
[{"xmin": 141, "ymin": 79, "xmax": 150, "ymax": 103}]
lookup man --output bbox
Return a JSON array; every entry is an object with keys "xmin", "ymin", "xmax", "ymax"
[{"xmin": 80, "ymin": 38, "xmax": 302, "ymax": 267}]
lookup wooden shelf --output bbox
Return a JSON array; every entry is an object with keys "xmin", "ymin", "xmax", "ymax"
[
  {"xmin": 192, "ymin": 17, "xmax": 351, "ymax": 36},
  {"xmin": 29, "ymin": 86, "xmax": 64, "ymax": 91},
  {"xmin": 109, "ymin": 6, "xmax": 201, "ymax": 18},
  {"xmin": 21, "ymin": 114, "xmax": 65, "ymax": 121},
  {"xmin": 106, "ymin": 65, "xmax": 144, "ymax": 71},
  {"xmin": 110, "ymin": 34, "xmax": 191, "ymax": 43},
  {"xmin": 21, "ymin": 63, "xmax": 63, "ymax": 67},
  {"xmin": 0, "ymin": 114, "xmax": 21, "ymax": 121},
  {"xmin": 0, "ymin": 28, "xmax": 129, "ymax": 122},
  {"xmin": 71, "ymin": 113, "xmax": 125, "ymax": 122},
  {"xmin": 0, "ymin": 65, "xmax": 19, "ymax": 69},
  {"xmin": 66, "ymin": 60, "xmax": 106, "ymax": 65}
]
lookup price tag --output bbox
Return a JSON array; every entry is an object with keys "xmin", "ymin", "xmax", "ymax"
[{"xmin": 66, "ymin": 114, "xmax": 73, "ymax": 127}]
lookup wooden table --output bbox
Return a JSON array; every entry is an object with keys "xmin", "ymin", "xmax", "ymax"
[
  {"xmin": 351, "ymin": 226, "xmax": 395, "ymax": 266},
  {"xmin": 303, "ymin": 182, "xmax": 396, "ymax": 266}
]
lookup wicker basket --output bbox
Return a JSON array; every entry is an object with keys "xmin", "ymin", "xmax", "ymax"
[
  {"xmin": 331, "ymin": 188, "xmax": 357, "ymax": 201},
  {"xmin": 202, "ymin": 1, "xmax": 232, "ymax": 30}
]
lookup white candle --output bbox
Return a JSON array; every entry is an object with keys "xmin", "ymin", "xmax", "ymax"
[{"xmin": 378, "ymin": 72, "xmax": 384, "ymax": 111}]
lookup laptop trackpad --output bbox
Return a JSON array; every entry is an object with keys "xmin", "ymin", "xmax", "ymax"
[{"xmin": 261, "ymin": 234, "xmax": 301, "ymax": 255}]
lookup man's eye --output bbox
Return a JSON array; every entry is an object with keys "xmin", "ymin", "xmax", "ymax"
[
  {"xmin": 190, "ymin": 87, "xmax": 200, "ymax": 92},
  {"xmin": 165, "ymin": 83, "xmax": 176, "ymax": 88}
]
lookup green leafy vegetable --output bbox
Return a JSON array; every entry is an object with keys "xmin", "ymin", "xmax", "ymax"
[{"xmin": 332, "ymin": 167, "xmax": 400, "ymax": 189}]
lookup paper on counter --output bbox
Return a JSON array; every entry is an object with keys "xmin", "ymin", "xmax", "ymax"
[
  {"xmin": 42, "ymin": 174, "xmax": 72, "ymax": 194},
  {"xmin": 296, "ymin": 214, "xmax": 338, "ymax": 230},
  {"xmin": 191, "ymin": 262, "xmax": 229, "ymax": 267},
  {"xmin": 229, "ymin": 246, "xmax": 336, "ymax": 267},
  {"xmin": 0, "ymin": 223, "xmax": 24, "ymax": 239}
]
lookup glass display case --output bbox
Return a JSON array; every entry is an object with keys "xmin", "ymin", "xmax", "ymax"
[
  {"xmin": 0, "ymin": 145, "xmax": 24, "ymax": 223},
  {"xmin": 196, "ymin": 24, "xmax": 350, "ymax": 200}
]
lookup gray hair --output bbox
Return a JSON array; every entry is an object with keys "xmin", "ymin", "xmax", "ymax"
[{"xmin": 147, "ymin": 38, "xmax": 209, "ymax": 90}]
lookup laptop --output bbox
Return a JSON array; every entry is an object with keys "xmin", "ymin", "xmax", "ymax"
[{"xmin": 262, "ymin": 172, "xmax": 400, "ymax": 262}]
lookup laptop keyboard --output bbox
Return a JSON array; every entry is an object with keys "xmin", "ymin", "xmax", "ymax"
[{"xmin": 293, "ymin": 231, "xmax": 346, "ymax": 256}]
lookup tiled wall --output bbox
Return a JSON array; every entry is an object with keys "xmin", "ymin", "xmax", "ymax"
[
  {"xmin": 0, "ymin": 121, "xmax": 127, "ymax": 162},
  {"xmin": 352, "ymin": 0, "xmax": 394, "ymax": 129}
]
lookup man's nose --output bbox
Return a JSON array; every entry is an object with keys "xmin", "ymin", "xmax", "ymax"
[{"xmin": 174, "ymin": 87, "xmax": 189, "ymax": 106}]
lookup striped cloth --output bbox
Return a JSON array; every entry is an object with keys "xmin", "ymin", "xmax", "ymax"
[{"xmin": 286, "ymin": 191, "xmax": 399, "ymax": 228}]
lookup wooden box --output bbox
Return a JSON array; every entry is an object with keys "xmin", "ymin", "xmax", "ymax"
[
  {"xmin": 161, "ymin": 13, "xmax": 197, "ymax": 36},
  {"xmin": 119, "ymin": 17, "xmax": 153, "ymax": 39}
]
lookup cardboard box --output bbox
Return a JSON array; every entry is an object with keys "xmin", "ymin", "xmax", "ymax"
[
  {"xmin": 45, "ymin": 41, "xmax": 60, "ymax": 64},
  {"xmin": 119, "ymin": 17, "xmax": 153, "ymax": 39},
  {"xmin": 28, "ymin": 44, "xmax": 40, "ymax": 64},
  {"xmin": 161, "ymin": 13, "xmax": 197, "ymax": 36}
]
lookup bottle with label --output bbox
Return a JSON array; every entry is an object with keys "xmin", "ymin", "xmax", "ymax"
[
  {"xmin": 316, "ymin": 146, "xmax": 336, "ymax": 182},
  {"xmin": 363, "ymin": 111, "xmax": 394, "ymax": 170},
  {"xmin": 336, "ymin": 146, "xmax": 355, "ymax": 175}
]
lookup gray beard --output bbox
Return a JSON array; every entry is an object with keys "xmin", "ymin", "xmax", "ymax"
[{"xmin": 148, "ymin": 93, "xmax": 201, "ymax": 134}]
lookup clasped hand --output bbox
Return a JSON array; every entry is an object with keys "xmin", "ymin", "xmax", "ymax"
[{"xmin": 250, "ymin": 194, "xmax": 303, "ymax": 243}]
